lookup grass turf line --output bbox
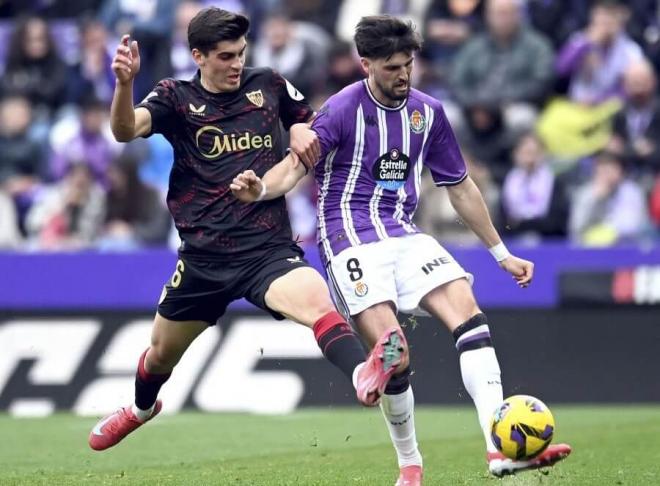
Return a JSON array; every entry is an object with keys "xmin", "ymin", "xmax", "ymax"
[{"xmin": 1, "ymin": 406, "xmax": 659, "ymax": 485}]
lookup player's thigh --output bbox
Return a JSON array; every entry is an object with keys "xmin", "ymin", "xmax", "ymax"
[
  {"xmin": 264, "ymin": 266, "xmax": 336, "ymax": 327},
  {"xmin": 353, "ymin": 301, "xmax": 401, "ymax": 349},
  {"xmin": 149, "ymin": 312, "xmax": 209, "ymax": 368},
  {"xmin": 327, "ymin": 240, "xmax": 398, "ymax": 318},
  {"xmin": 419, "ymin": 278, "xmax": 481, "ymax": 332},
  {"xmin": 395, "ymin": 233, "xmax": 472, "ymax": 316}
]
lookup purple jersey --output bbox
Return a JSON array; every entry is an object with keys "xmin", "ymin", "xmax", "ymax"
[{"xmin": 312, "ymin": 80, "xmax": 467, "ymax": 263}]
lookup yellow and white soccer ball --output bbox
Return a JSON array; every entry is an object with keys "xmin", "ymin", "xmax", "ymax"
[{"xmin": 490, "ymin": 395, "xmax": 555, "ymax": 460}]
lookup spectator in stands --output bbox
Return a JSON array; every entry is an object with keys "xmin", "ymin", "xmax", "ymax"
[
  {"xmin": 171, "ymin": 1, "xmax": 203, "ymax": 80},
  {"xmin": 0, "ymin": 0, "xmax": 103, "ymax": 18},
  {"xmin": 67, "ymin": 20, "xmax": 115, "ymax": 105},
  {"xmin": 500, "ymin": 132, "xmax": 569, "ymax": 240},
  {"xmin": 449, "ymin": 0, "xmax": 554, "ymax": 132},
  {"xmin": 0, "ymin": 189, "xmax": 21, "ymax": 248},
  {"xmin": 650, "ymin": 176, "xmax": 660, "ymax": 232},
  {"xmin": 525, "ymin": 0, "xmax": 589, "ymax": 49},
  {"xmin": 569, "ymin": 151, "xmax": 649, "ymax": 245},
  {"xmin": 282, "ymin": 0, "xmax": 342, "ymax": 36},
  {"xmin": 99, "ymin": 155, "xmax": 171, "ymax": 250},
  {"xmin": 455, "ymin": 103, "xmax": 515, "ymax": 185},
  {"xmin": 26, "ymin": 163, "xmax": 105, "ymax": 250},
  {"xmin": 620, "ymin": 0, "xmax": 660, "ymax": 74},
  {"xmin": 423, "ymin": 0, "xmax": 484, "ymax": 72},
  {"xmin": 610, "ymin": 60, "xmax": 660, "ymax": 176},
  {"xmin": 131, "ymin": 134, "xmax": 174, "ymax": 198},
  {"xmin": 98, "ymin": 0, "xmax": 176, "ymax": 99},
  {"xmin": 252, "ymin": 11, "xmax": 325, "ymax": 99},
  {"xmin": 556, "ymin": 0, "xmax": 643, "ymax": 105},
  {"xmin": 323, "ymin": 40, "xmax": 363, "ymax": 96},
  {"xmin": 0, "ymin": 16, "xmax": 67, "ymax": 113},
  {"xmin": 0, "ymin": 95, "xmax": 44, "ymax": 232},
  {"xmin": 416, "ymin": 153, "xmax": 499, "ymax": 245},
  {"xmin": 336, "ymin": 0, "xmax": 431, "ymax": 44},
  {"xmin": 49, "ymin": 94, "xmax": 119, "ymax": 188},
  {"xmin": 286, "ymin": 173, "xmax": 317, "ymax": 244}
]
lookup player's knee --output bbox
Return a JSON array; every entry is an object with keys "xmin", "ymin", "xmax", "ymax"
[{"xmin": 147, "ymin": 343, "xmax": 181, "ymax": 372}]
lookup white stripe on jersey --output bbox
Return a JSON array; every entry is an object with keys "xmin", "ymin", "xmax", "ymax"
[
  {"xmin": 369, "ymin": 108, "xmax": 389, "ymax": 240},
  {"xmin": 317, "ymin": 147, "xmax": 337, "ymax": 260},
  {"xmin": 396, "ymin": 107, "xmax": 415, "ymax": 233},
  {"xmin": 410, "ymin": 104, "xmax": 433, "ymax": 221},
  {"xmin": 341, "ymin": 105, "xmax": 364, "ymax": 246}
]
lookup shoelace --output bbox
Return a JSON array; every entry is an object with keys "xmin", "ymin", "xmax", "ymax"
[{"xmin": 103, "ymin": 408, "xmax": 140, "ymax": 435}]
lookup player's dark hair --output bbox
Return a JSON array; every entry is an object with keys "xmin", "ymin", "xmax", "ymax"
[
  {"xmin": 188, "ymin": 7, "xmax": 250, "ymax": 55},
  {"xmin": 354, "ymin": 15, "xmax": 422, "ymax": 60}
]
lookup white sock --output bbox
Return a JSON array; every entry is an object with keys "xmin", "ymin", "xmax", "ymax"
[
  {"xmin": 352, "ymin": 362, "xmax": 365, "ymax": 389},
  {"xmin": 459, "ymin": 347, "xmax": 503, "ymax": 453},
  {"xmin": 380, "ymin": 386, "xmax": 422, "ymax": 467},
  {"xmin": 131, "ymin": 403, "xmax": 155, "ymax": 421}
]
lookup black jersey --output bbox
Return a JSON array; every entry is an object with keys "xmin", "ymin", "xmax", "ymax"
[{"xmin": 136, "ymin": 67, "xmax": 313, "ymax": 258}]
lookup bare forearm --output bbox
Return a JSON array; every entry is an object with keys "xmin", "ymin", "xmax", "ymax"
[
  {"xmin": 261, "ymin": 154, "xmax": 307, "ymax": 200},
  {"xmin": 110, "ymin": 83, "xmax": 136, "ymax": 142},
  {"xmin": 447, "ymin": 177, "xmax": 502, "ymax": 247}
]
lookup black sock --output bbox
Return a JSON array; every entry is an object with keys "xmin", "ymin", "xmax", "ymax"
[
  {"xmin": 385, "ymin": 367, "xmax": 411, "ymax": 395},
  {"xmin": 134, "ymin": 348, "xmax": 171, "ymax": 410},
  {"xmin": 313, "ymin": 311, "xmax": 366, "ymax": 380}
]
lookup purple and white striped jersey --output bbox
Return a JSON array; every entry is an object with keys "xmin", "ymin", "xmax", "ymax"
[{"xmin": 312, "ymin": 79, "xmax": 467, "ymax": 263}]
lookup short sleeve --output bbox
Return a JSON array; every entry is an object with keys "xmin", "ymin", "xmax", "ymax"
[
  {"xmin": 272, "ymin": 70, "xmax": 314, "ymax": 130},
  {"xmin": 311, "ymin": 100, "xmax": 343, "ymax": 161},
  {"xmin": 425, "ymin": 105, "xmax": 468, "ymax": 186},
  {"xmin": 135, "ymin": 79, "xmax": 178, "ymax": 137}
]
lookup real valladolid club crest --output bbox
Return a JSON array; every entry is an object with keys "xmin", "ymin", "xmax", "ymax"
[
  {"xmin": 246, "ymin": 89, "xmax": 264, "ymax": 107},
  {"xmin": 354, "ymin": 281, "xmax": 369, "ymax": 297},
  {"xmin": 409, "ymin": 109, "xmax": 426, "ymax": 134}
]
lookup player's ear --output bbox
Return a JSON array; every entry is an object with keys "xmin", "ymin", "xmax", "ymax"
[
  {"xmin": 359, "ymin": 58, "xmax": 370, "ymax": 77},
  {"xmin": 191, "ymin": 48, "xmax": 205, "ymax": 67}
]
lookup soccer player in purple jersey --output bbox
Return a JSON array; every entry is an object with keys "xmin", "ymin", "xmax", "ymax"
[
  {"xmin": 88, "ymin": 8, "xmax": 406, "ymax": 453},
  {"xmin": 231, "ymin": 14, "xmax": 571, "ymax": 483}
]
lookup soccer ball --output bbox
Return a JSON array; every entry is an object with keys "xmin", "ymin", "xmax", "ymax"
[{"xmin": 490, "ymin": 395, "xmax": 555, "ymax": 460}]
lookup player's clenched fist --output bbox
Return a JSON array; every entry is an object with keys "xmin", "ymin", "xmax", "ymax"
[
  {"xmin": 230, "ymin": 170, "xmax": 264, "ymax": 202},
  {"xmin": 499, "ymin": 255, "xmax": 534, "ymax": 288},
  {"xmin": 112, "ymin": 34, "xmax": 141, "ymax": 85}
]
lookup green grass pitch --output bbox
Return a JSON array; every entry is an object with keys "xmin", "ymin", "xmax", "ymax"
[{"xmin": 1, "ymin": 406, "xmax": 659, "ymax": 485}]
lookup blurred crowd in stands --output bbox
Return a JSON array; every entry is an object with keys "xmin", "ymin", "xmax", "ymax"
[{"xmin": 1, "ymin": 0, "xmax": 659, "ymax": 252}]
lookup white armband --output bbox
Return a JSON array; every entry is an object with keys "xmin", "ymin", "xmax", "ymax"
[
  {"xmin": 255, "ymin": 182, "xmax": 268, "ymax": 202},
  {"xmin": 488, "ymin": 242, "xmax": 510, "ymax": 262}
]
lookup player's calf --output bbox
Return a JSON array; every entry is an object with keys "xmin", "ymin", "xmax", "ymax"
[
  {"xmin": 313, "ymin": 310, "xmax": 367, "ymax": 383},
  {"xmin": 453, "ymin": 313, "xmax": 503, "ymax": 451}
]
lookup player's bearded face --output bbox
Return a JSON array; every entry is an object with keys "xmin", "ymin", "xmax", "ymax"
[
  {"xmin": 194, "ymin": 38, "xmax": 247, "ymax": 93},
  {"xmin": 368, "ymin": 52, "xmax": 414, "ymax": 103}
]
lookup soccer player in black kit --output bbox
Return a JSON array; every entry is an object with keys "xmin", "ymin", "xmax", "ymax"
[{"xmin": 89, "ymin": 8, "xmax": 407, "ymax": 451}]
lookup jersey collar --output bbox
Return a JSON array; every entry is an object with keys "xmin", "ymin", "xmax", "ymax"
[{"xmin": 363, "ymin": 79, "xmax": 409, "ymax": 112}]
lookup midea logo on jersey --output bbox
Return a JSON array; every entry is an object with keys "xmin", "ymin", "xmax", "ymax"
[
  {"xmin": 195, "ymin": 126, "xmax": 272, "ymax": 159},
  {"xmin": 372, "ymin": 148, "xmax": 411, "ymax": 191}
]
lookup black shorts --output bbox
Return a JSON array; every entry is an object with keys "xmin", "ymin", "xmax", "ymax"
[{"xmin": 157, "ymin": 243, "xmax": 310, "ymax": 325}]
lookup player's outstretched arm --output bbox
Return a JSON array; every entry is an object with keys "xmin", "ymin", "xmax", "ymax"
[
  {"xmin": 446, "ymin": 176, "xmax": 534, "ymax": 287},
  {"xmin": 110, "ymin": 35, "xmax": 151, "ymax": 142},
  {"xmin": 230, "ymin": 152, "xmax": 306, "ymax": 203}
]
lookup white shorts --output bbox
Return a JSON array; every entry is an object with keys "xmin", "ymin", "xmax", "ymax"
[{"xmin": 326, "ymin": 233, "xmax": 472, "ymax": 317}]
